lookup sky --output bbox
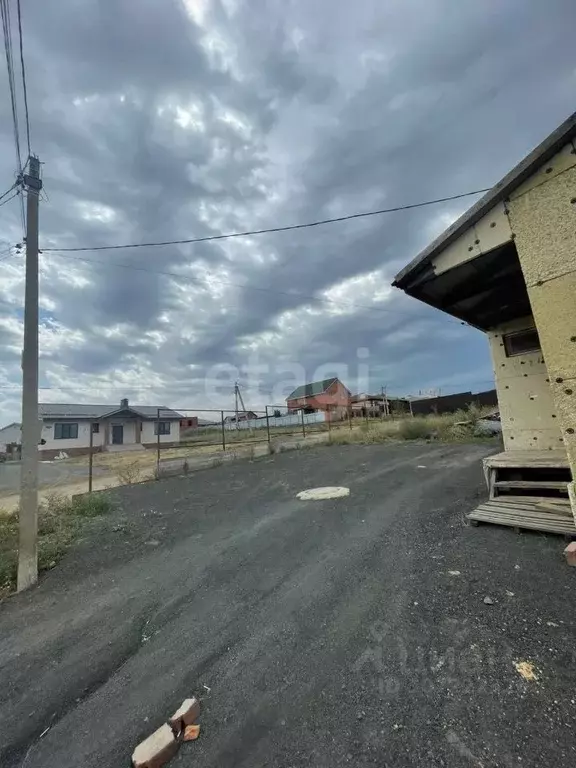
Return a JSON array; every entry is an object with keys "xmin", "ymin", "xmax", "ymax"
[{"xmin": 0, "ymin": 0, "xmax": 575, "ymax": 422}]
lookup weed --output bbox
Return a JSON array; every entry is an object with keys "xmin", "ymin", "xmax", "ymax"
[
  {"xmin": 0, "ymin": 492, "xmax": 115, "ymax": 596},
  {"xmin": 115, "ymin": 460, "xmax": 142, "ymax": 486}
]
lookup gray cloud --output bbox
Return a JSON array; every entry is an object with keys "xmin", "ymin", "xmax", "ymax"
[{"xmin": 1, "ymin": 0, "xmax": 575, "ymax": 421}]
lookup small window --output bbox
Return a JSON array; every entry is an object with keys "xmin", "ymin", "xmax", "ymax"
[
  {"xmin": 54, "ymin": 423, "xmax": 79, "ymax": 440},
  {"xmin": 154, "ymin": 421, "xmax": 171, "ymax": 436},
  {"xmin": 503, "ymin": 328, "xmax": 541, "ymax": 357},
  {"xmin": 92, "ymin": 423, "xmax": 100, "ymax": 433}
]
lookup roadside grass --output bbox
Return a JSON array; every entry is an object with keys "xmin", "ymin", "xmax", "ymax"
[
  {"xmin": 329, "ymin": 405, "xmax": 499, "ymax": 446},
  {"xmin": 0, "ymin": 492, "xmax": 115, "ymax": 598}
]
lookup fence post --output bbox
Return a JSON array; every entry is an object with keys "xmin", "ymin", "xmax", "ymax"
[
  {"xmin": 265, "ymin": 406, "xmax": 271, "ymax": 444},
  {"xmin": 221, "ymin": 410, "xmax": 226, "ymax": 450},
  {"xmin": 301, "ymin": 409, "xmax": 306, "ymax": 438},
  {"xmin": 88, "ymin": 423, "xmax": 94, "ymax": 493},
  {"xmin": 156, "ymin": 408, "xmax": 161, "ymax": 479},
  {"xmin": 348, "ymin": 404, "xmax": 353, "ymax": 431},
  {"xmin": 327, "ymin": 407, "xmax": 331, "ymax": 435},
  {"xmin": 409, "ymin": 400, "xmax": 414, "ymax": 418}
]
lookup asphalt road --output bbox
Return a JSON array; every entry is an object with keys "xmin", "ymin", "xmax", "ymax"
[
  {"xmin": 0, "ymin": 460, "xmax": 91, "ymax": 495},
  {"xmin": 1, "ymin": 442, "xmax": 575, "ymax": 767}
]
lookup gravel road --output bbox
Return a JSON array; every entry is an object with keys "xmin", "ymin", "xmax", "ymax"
[{"xmin": 1, "ymin": 442, "xmax": 574, "ymax": 767}]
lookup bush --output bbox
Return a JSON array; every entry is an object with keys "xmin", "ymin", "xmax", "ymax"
[
  {"xmin": 398, "ymin": 418, "xmax": 436, "ymax": 440},
  {"xmin": 115, "ymin": 461, "xmax": 142, "ymax": 486}
]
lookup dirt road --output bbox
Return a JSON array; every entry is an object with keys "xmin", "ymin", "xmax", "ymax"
[{"xmin": 1, "ymin": 442, "xmax": 574, "ymax": 767}]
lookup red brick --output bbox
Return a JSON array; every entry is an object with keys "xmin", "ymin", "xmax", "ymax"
[
  {"xmin": 131, "ymin": 723, "xmax": 179, "ymax": 768},
  {"xmin": 168, "ymin": 698, "xmax": 201, "ymax": 736},
  {"xmin": 563, "ymin": 542, "xmax": 576, "ymax": 567}
]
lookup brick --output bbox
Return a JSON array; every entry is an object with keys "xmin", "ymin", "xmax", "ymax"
[
  {"xmin": 168, "ymin": 698, "xmax": 201, "ymax": 736},
  {"xmin": 132, "ymin": 723, "xmax": 179, "ymax": 768},
  {"xmin": 563, "ymin": 541, "xmax": 576, "ymax": 567},
  {"xmin": 183, "ymin": 724, "xmax": 201, "ymax": 741}
]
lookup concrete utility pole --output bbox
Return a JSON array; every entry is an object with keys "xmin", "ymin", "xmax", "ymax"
[{"xmin": 17, "ymin": 155, "xmax": 42, "ymax": 592}]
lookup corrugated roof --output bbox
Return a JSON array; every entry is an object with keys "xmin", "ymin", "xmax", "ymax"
[
  {"xmin": 39, "ymin": 403, "xmax": 182, "ymax": 420},
  {"xmin": 287, "ymin": 378, "xmax": 339, "ymax": 400}
]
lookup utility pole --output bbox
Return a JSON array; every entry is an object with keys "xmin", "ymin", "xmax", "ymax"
[{"xmin": 17, "ymin": 155, "xmax": 42, "ymax": 592}]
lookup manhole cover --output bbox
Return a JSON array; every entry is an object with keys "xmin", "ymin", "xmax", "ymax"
[{"xmin": 296, "ymin": 486, "xmax": 350, "ymax": 500}]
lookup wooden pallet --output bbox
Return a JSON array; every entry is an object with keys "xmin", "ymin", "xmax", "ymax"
[
  {"xmin": 494, "ymin": 480, "xmax": 569, "ymax": 491},
  {"xmin": 484, "ymin": 450, "xmax": 570, "ymax": 470},
  {"xmin": 468, "ymin": 497, "xmax": 576, "ymax": 535}
]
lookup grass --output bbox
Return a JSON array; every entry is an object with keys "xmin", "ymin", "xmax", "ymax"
[
  {"xmin": 0, "ymin": 492, "xmax": 115, "ymax": 597},
  {"xmin": 329, "ymin": 405, "xmax": 499, "ymax": 446}
]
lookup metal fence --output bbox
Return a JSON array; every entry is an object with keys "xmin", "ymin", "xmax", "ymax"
[{"xmin": 75, "ymin": 404, "xmax": 357, "ymax": 498}]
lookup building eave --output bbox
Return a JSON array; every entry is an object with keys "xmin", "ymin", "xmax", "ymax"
[{"xmin": 393, "ymin": 111, "xmax": 576, "ymax": 289}]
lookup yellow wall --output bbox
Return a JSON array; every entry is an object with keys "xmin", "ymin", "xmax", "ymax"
[
  {"xmin": 489, "ymin": 317, "xmax": 563, "ymax": 451},
  {"xmin": 507, "ymin": 143, "xmax": 576, "ymax": 511}
]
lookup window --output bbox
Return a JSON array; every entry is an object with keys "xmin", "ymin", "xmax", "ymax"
[
  {"xmin": 92, "ymin": 423, "xmax": 100, "ymax": 433},
  {"xmin": 54, "ymin": 423, "xmax": 79, "ymax": 440},
  {"xmin": 154, "ymin": 421, "xmax": 171, "ymax": 435},
  {"xmin": 503, "ymin": 328, "xmax": 541, "ymax": 357}
]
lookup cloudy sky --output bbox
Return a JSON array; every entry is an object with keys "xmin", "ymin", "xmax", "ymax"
[{"xmin": 0, "ymin": 0, "xmax": 575, "ymax": 421}]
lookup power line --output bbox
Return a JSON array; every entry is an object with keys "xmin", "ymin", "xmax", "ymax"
[
  {"xmin": 0, "ymin": 181, "xmax": 17, "ymax": 204},
  {"xmin": 0, "ymin": 377, "xmax": 496, "ymax": 393},
  {"xmin": 0, "ymin": 189, "xmax": 20, "ymax": 209},
  {"xmin": 44, "ymin": 250, "xmax": 471, "ymax": 325},
  {"xmin": 0, "ymin": 0, "xmax": 22, "ymax": 173},
  {"xmin": 16, "ymin": 0, "xmax": 30, "ymax": 157},
  {"xmin": 41, "ymin": 187, "xmax": 491, "ymax": 253}
]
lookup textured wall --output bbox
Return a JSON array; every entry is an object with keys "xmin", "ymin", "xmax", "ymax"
[
  {"xmin": 488, "ymin": 316, "xmax": 562, "ymax": 450},
  {"xmin": 507, "ymin": 144, "xmax": 576, "ymax": 513}
]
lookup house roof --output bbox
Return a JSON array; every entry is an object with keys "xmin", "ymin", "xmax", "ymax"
[
  {"xmin": 39, "ymin": 403, "xmax": 182, "ymax": 420},
  {"xmin": 0, "ymin": 422, "xmax": 21, "ymax": 432},
  {"xmin": 287, "ymin": 377, "xmax": 342, "ymax": 401},
  {"xmin": 393, "ymin": 111, "xmax": 576, "ymax": 288}
]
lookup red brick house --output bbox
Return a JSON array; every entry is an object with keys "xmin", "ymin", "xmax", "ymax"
[{"xmin": 286, "ymin": 377, "xmax": 351, "ymax": 420}]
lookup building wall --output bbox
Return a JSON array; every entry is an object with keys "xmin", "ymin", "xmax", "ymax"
[
  {"xmin": 488, "ymin": 316, "xmax": 562, "ymax": 451},
  {"xmin": 506, "ymin": 144, "xmax": 576, "ymax": 510},
  {"xmin": 40, "ymin": 420, "xmax": 98, "ymax": 451},
  {"xmin": 40, "ymin": 418, "xmax": 181, "ymax": 452},
  {"xmin": 287, "ymin": 380, "xmax": 350, "ymax": 412},
  {"xmin": 141, "ymin": 420, "xmax": 180, "ymax": 445},
  {"xmin": 410, "ymin": 389, "xmax": 498, "ymax": 416},
  {"xmin": 0, "ymin": 423, "xmax": 22, "ymax": 447}
]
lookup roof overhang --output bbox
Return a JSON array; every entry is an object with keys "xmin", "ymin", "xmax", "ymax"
[{"xmin": 392, "ymin": 111, "xmax": 576, "ymax": 330}]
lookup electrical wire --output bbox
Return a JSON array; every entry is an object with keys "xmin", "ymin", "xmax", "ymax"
[
  {"xmin": 0, "ymin": 189, "xmax": 19, "ymax": 208},
  {"xmin": 0, "ymin": 377, "xmax": 496, "ymax": 393},
  {"xmin": 44, "ymin": 250, "xmax": 471, "ymax": 324},
  {"xmin": 0, "ymin": 181, "xmax": 17, "ymax": 204},
  {"xmin": 16, "ymin": 0, "xmax": 30, "ymax": 157},
  {"xmin": 41, "ymin": 187, "xmax": 491, "ymax": 253},
  {"xmin": 0, "ymin": 0, "xmax": 22, "ymax": 173}
]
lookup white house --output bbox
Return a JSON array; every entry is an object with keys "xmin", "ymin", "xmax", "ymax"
[
  {"xmin": 0, "ymin": 422, "xmax": 22, "ymax": 455},
  {"xmin": 38, "ymin": 399, "xmax": 182, "ymax": 458}
]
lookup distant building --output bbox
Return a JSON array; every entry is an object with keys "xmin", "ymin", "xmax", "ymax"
[
  {"xmin": 224, "ymin": 411, "xmax": 258, "ymax": 424},
  {"xmin": 38, "ymin": 399, "xmax": 182, "ymax": 458},
  {"xmin": 286, "ymin": 377, "xmax": 351, "ymax": 420},
  {"xmin": 0, "ymin": 422, "xmax": 22, "ymax": 446},
  {"xmin": 0, "ymin": 422, "xmax": 22, "ymax": 458}
]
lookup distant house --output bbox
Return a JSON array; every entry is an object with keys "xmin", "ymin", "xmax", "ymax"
[
  {"xmin": 286, "ymin": 378, "xmax": 351, "ymax": 420},
  {"xmin": 0, "ymin": 421, "xmax": 21, "ymax": 446},
  {"xmin": 224, "ymin": 411, "xmax": 258, "ymax": 424},
  {"xmin": 38, "ymin": 399, "xmax": 182, "ymax": 458},
  {"xmin": 0, "ymin": 422, "xmax": 22, "ymax": 458}
]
